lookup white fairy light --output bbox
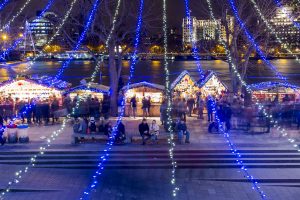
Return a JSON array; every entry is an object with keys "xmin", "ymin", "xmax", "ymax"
[
  {"xmin": 21, "ymin": 0, "xmax": 80, "ymax": 73},
  {"xmin": 105, "ymin": 0, "xmax": 122, "ymax": 47},
  {"xmin": 250, "ymin": 0, "xmax": 300, "ymax": 62},
  {"xmin": 0, "ymin": 0, "xmax": 102, "ymax": 197},
  {"xmin": 0, "ymin": 0, "xmax": 33, "ymax": 32},
  {"xmin": 207, "ymin": 0, "xmax": 300, "ymax": 164},
  {"xmin": 163, "ymin": 0, "xmax": 179, "ymax": 197}
]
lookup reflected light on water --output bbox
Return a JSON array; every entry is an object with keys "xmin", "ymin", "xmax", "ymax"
[
  {"xmin": 257, "ymin": 59, "xmax": 263, "ymax": 64},
  {"xmin": 151, "ymin": 60, "xmax": 161, "ymax": 68},
  {"xmin": 0, "ymin": 68, "xmax": 9, "ymax": 82},
  {"xmin": 83, "ymin": 61, "xmax": 91, "ymax": 65},
  {"xmin": 214, "ymin": 60, "xmax": 223, "ymax": 64},
  {"xmin": 122, "ymin": 61, "xmax": 130, "ymax": 68}
]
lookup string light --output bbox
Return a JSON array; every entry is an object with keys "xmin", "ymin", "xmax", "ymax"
[
  {"xmin": 208, "ymin": 0, "xmax": 300, "ymax": 190},
  {"xmin": 183, "ymin": 0, "xmax": 204, "ymax": 80},
  {"xmin": 0, "ymin": 0, "xmax": 103, "ymax": 197},
  {"xmin": 250, "ymin": 0, "xmax": 300, "ymax": 62},
  {"xmin": 0, "ymin": 0, "xmax": 55, "ymax": 61},
  {"xmin": 0, "ymin": 0, "xmax": 33, "ymax": 32},
  {"xmin": 105, "ymin": 0, "xmax": 122, "ymax": 47},
  {"xmin": 0, "ymin": 0, "xmax": 10, "ymax": 11},
  {"xmin": 273, "ymin": 0, "xmax": 300, "ymax": 30},
  {"xmin": 228, "ymin": 0, "xmax": 287, "ymax": 82},
  {"xmin": 208, "ymin": 97, "xmax": 267, "ymax": 199},
  {"xmin": 206, "ymin": 0, "xmax": 271, "ymax": 197},
  {"xmin": 21, "ymin": 0, "xmax": 80, "ymax": 73},
  {"xmin": 228, "ymin": 0, "xmax": 300, "ymax": 149},
  {"xmin": 163, "ymin": 0, "xmax": 179, "ymax": 197},
  {"xmin": 52, "ymin": 0, "xmax": 102, "ymax": 82},
  {"xmin": 80, "ymin": 0, "xmax": 144, "ymax": 198}
]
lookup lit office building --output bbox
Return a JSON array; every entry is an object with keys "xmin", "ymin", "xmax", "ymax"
[
  {"xmin": 269, "ymin": 4, "xmax": 300, "ymax": 49},
  {"xmin": 26, "ymin": 12, "xmax": 56, "ymax": 48},
  {"xmin": 182, "ymin": 16, "xmax": 234, "ymax": 46}
]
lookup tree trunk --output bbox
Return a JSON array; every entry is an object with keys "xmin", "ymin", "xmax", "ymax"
[{"xmin": 108, "ymin": 43, "xmax": 118, "ymax": 116}]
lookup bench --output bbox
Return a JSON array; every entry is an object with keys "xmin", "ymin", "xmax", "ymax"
[
  {"xmin": 72, "ymin": 133, "xmax": 108, "ymax": 144},
  {"xmin": 131, "ymin": 132, "xmax": 180, "ymax": 145}
]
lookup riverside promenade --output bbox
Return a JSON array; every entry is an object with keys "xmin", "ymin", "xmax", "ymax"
[{"xmin": 0, "ymin": 117, "xmax": 300, "ymax": 200}]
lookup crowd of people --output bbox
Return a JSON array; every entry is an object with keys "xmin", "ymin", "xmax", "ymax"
[{"xmin": 0, "ymin": 94, "xmax": 112, "ymax": 126}]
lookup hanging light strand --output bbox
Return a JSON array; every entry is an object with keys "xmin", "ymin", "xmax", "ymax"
[
  {"xmin": 204, "ymin": 1, "xmax": 267, "ymax": 198},
  {"xmin": 208, "ymin": 0, "xmax": 300, "ymax": 182},
  {"xmin": 0, "ymin": 0, "xmax": 10, "ymax": 11},
  {"xmin": 208, "ymin": 96, "xmax": 267, "ymax": 199},
  {"xmin": 80, "ymin": 0, "xmax": 144, "ymax": 199},
  {"xmin": 228, "ymin": 0, "xmax": 287, "ymax": 82},
  {"xmin": 0, "ymin": 0, "xmax": 103, "ymax": 197},
  {"xmin": 0, "ymin": 0, "xmax": 33, "ymax": 32},
  {"xmin": 273, "ymin": 0, "xmax": 300, "ymax": 30},
  {"xmin": 183, "ymin": 0, "xmax": 204, "ymax": 80},
  {"xmin": 163, "ymin": 0, "xmax": 179, "ymax": 197},
  {"xmin": 105, "ymin": 0, "xmax": 122, "ymax": 47},
  {"xmin": 0, "ymin": 0, "xmax": 56, "ymax": 61},
  {"xmin": 250, "ymin": 0, "xmax": 300, "ymax": 62},
  {"xmin": 21, "ymin": 0, "xmax": 80, "ymax": 73}
]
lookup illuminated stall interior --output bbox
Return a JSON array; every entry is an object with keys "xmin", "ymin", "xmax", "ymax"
[
  {"xmin": 0, "ymin": 79, "xmax": 64, "ymax": 101},
  {"xmin": 123, "ymin": 81, "xmax": 165, "ymax": 116},
  {"xmin": 171, "ymin": 70, "xmax": 201, "ymax": 99},
  {"xmin": 65, "ymin": 83, "xmax": 110, "ymax": 101},
  {"xmin": 249, "ymin": 82, "xmax": 300, "ymax": 102},
  {"xmin": 198, "ymin": 71, "xmax": 227, "ymax": 96}
]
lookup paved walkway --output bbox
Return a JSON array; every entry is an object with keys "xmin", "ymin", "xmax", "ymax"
[{"xmin": 0, "ymin": 117, "xmax": 300, "ymax": 199}]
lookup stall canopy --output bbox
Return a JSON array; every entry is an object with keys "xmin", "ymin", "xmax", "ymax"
[
  {"xmin": 171, "ymin": 70, "xmax": 200, "ymax": 98},
  {"xmin": 0, "ymin": 78, "xmax": 64, "ymax": 100},
  {"xmin": 65, "ymin": 82, "xmax": 110, "ymax": 100},
  {"xmin": 249, "ymin": 81, "xmax": 300, "ymax": 102},
  {"xmin": 122, "ymin": 81, "xmax": 165, "ymax": 104},
  {"xmin": 122, "ymin": 81, "xmax": 165, "ymax": 116},
  {"xmin": 198, "ymin": 71, "xmax": 227, "ymax": 96}
]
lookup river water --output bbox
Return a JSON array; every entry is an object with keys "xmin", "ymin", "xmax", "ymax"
[{"xmin": 0, "ymin": 59, "xmax": 299, "ymax": 87}]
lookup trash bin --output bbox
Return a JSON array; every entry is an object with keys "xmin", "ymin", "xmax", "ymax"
[
  {"xmin": 7, "ymin": 124, "xmax": 18, "ymax": 143},
  {"xmin": 18, "ymin": 124, "xmax": 29, "ymax": 143}
]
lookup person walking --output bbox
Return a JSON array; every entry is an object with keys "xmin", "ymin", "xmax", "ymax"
[
  {"xmin": 142, "ymin": 96, "xmax": 147, "ymax": 118},
  {"xmin": 139, "ymin": 118, "xmax": 151, "ymax": 145},
  {"xmin": 51, "ymin": 96, "xmax": 60, "ymax": 125},
  {"xmin": 223, "ymin": 103, "xmax": 232, "ymax": 131},
  {"xmin": 187, "ymin": 96, "xmax": 195, "ymax": 117},
  {"xmin": 206, "ymin": 96, "xmax": 214, "ymax": 122},
  {"xmin": 130, "ymin": 95, "xmax": 137, "ymax": 118},
  {"xmin": 178, "ymin": 98, "xmax": 187, "ymax": 121},
  {"xmin": 197, "ymin": 97, "xmax": 205, "ymax": 119}
]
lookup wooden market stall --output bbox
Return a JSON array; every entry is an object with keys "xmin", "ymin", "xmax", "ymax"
[
  {"xmin": 171, "ymin": 70, "xmax": 201, "ymax": 99},
  {"xmin": 0, "ymin": 78, "xmax": 65, "ymax": 101},
  {"xmin": 249, "ymin": 82, "xmax": 300, "ymax": 103},
  {"xmin": 198, "ymin": 71, "xmax": 227, "ymax": 96},
  {"xmin": 64, "ymin": 83, "xmax": 110, "ymax": 101},
  {"xmin": 122, "ymin": 81, "xmax": 165, "ymax": 117}
]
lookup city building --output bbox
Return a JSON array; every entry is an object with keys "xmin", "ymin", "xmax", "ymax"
[
  {"xmin": 24, "ymin": 11, "xmax": 57, "ymax": 48},
  {"xmin": 269, "ymin": 2, "xmax": 300, "ymax": 49},
  {"xmin": 182, "ymin": 16, "xmax": 234, "ymax": 46}
]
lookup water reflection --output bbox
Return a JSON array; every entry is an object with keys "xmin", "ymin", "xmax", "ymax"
[
  {"xmin": 1, "ymin": 59, "xmax": 299, "ymax": 86},
  {"xmin": 151, "ymin": 60, "xmax": 161, "ymax": 68}
]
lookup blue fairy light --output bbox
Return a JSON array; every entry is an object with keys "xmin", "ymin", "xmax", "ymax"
[{"xmin": 79, "ymin": 0, "xmax": 144, "ymax": 199}]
